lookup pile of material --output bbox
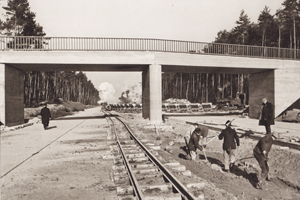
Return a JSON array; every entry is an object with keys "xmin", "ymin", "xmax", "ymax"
[{"xmin": 163, "ymin": 98, "xmax": 191, "ymax": 104}]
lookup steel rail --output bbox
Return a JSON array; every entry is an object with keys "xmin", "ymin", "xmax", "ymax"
[
  {"xmin": 114, "ymin": 115, "xmax": 198, "ymax": 200},
  {"xmin": 105, "ymin": 114, "xmax": 145, "ymax": 200}
]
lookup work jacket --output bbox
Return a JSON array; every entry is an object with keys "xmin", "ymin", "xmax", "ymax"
[
  {"xmin": 188, "ymin": 131, "xmax": 203, "ymax": 152},
  {"xmin": 253, "ymin": 134, "xmax": 273, "ymax": 157},
  {"xmin": 219, "ymin": 126, "xmax": 240, "ymax": 151},
  {"xmin": 259, "ymin": 102, "xmax": 275, "ymax": 125}
]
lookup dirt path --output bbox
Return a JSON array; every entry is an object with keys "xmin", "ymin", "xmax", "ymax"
[{"xmin": 1, "ymin": 108, "xmax": 119, "ymax": 200}]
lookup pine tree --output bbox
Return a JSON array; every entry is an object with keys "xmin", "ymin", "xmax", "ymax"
[
  {"xmin": 234, "ymin": 10, "xmax": 252, "ymax": 45},
  {"xmin": 1, "ymin": 0, "xmax": 45, "ymax": 36},
  {"xmin": 281, "ymin": 0, "xmax": 299, "ymax": 56},
  {"xmin": 258, "ymin": 6, "xmax": 275, "ymax": 47}
]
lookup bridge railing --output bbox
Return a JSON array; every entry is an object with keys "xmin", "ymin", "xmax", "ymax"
[{"xmin": 0, "ymin": 36, "xmax": 299, "ymax": 60}]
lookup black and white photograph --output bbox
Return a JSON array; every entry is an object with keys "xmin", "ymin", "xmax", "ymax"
[{"xmin": 1, "ymin": 0, "xmax": 300, "ymax": 199}]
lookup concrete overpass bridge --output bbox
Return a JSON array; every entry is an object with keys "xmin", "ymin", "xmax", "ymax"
[{"xmin": 0, "ymin": 36, "xmax": 299, "ymax": 126}]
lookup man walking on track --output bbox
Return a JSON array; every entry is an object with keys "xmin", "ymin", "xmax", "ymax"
[
  {"xmin": 186, "ymin": 127, "xmax": 204, "ymax": 160},
  {"xmin": 253, "ymin": 132, "xmax": 273, "ymax": 189},
  {"xmin": 219, "ymin": 120, "xmax": 240, "ymax": 172},
  {"xmin": 259, "ymin": 97, "xmax": 274, "ymax": 134},
  {"xmin": 41, "ymin": 103, "xmax": 51, "ymax": 130}
]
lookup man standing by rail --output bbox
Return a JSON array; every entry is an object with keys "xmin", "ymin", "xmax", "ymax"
[
  {"xmin": 219, "ymin": 120, "xmax": 240, "ymax": 172},
  {"xmin": 259, "ymin": 97, "xmax": 274, "ymax": 134}
]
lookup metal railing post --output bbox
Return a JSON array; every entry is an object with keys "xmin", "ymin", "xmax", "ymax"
[{"xmin": 0, "ymin": 36, "xmax": 299, "ymax": 61}]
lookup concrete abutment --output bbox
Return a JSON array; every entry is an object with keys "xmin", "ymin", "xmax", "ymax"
[
  {"xmin": 0, "ymin": 64, "xmax": 24, "ymax": 126},
  {"xmin": 249, "ymin": 70, "xmax": 275, "ymax": 119},
  {"xmin": 249, "ymin": 61, "xmax": 300, "ymax": 119}
]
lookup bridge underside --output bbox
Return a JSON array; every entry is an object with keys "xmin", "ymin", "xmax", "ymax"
[{"xmin": 1, "ymin": 51, "xmax": 299, "ymax": 126}]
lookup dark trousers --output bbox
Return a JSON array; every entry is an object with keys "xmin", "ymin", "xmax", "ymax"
[
  {"xmin": 43, "ymin": 122, "xmax": 49, "ymax": 129},
  {"xmin": 253, "ymin": 151, "xmax": 269, "ymax": 183},
  {"xmin": 264, "ymin": 125, "xmax": 271, "ymax": 134}
]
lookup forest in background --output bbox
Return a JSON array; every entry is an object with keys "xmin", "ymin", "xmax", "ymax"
[
  {"xmin": 0, "ymin": 0, "xmax": 100, "ymax": 107},
  {"xmin": 163, "ymin": 0, "xmax": 299, "ymax": 104},
  {"xmin": 162, "ymin": 73, "xmax": 249, "ymax": 104},
  {"xmin": 1, "ymin": 0, "xmax": 299, "ymax": 106},
  {"xmin": 24, "ymin": 71, "xmax": 99, "ymax": 107}
]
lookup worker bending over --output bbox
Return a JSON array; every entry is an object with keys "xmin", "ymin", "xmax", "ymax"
[
  {"xmin": 253, "ymin": 132, "xmax": 273, "ymax": 189},
  {"xmin": 187, "ymin": 127, "xmax": 204, "ymax": 160},
  {"xmin": 219, "ymin": 120, "xmax": 240, "ymax": 172}
]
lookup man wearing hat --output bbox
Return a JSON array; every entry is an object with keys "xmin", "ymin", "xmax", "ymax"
[
  {"xmin": 219, "ymin": 120, "xmax": 240, "ymax": 172},
  {"xmin": 187, "ymin": 127, "xmax": 204, "ymax": 160},
  {"xmin": 41, "ymin": 103, "xmax": 51, "ymax": 130}
]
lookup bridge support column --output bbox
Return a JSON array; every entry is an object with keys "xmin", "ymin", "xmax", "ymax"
[
  {"xmin": 142, "ymin": 64, "xmax": 162, "ymax": 123},
  {"xmin": 274, "ymin": 62, "xmax": 300, "ymax": 117},
  {"xmin": 249, "ymin": 70, "xmax": 274, "ymax": 119},
  {"xmin": 0, "ymin": 64, "xmax": 24, "ymax": 127}
]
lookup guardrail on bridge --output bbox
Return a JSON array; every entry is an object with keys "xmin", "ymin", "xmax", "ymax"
[{"xmin": 0, "ymin": 36, "xmax": 299, "ymax": 60}]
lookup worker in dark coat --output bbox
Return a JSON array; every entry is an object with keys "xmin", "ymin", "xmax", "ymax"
[
  {"xmin": 219, "ymin": 120, "xmax": 240, "ymax": 172},
  {"xmin": 239, "ymin": 93, "xmax": 245, "ymax": 106},
  {"xmin": 253, "ymin": 132, "xmax": 273, "ymax": 189},
  {"xmin": 187, "ymin": 127, "xmax": 203, "ymax": 160},
  {"xmin": 259, "ymin": 98, "xmax": 274, "ymax": 134},
  {"xmin": 41, "ymin": 103, "xmax": 51, "ymax": 130}
]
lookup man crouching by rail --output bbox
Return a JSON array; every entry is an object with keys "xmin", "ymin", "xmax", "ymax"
[
  {"xmin": 219, "ymin": 120, "xmax": 240, "ymax": 172},
  {"xmin": 187, "ymin": 127, "xmax": 204, "ymax": 160}
]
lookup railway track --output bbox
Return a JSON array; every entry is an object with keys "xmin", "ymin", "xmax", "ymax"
[{"xmin": 102, "ymin": 111, "xmax": 204, "ymax": 200}]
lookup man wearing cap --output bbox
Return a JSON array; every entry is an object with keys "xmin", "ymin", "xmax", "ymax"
[
  {"xmin": 187, "ymin": 127, "xmax": 204, "ymax": 160},
  {"xmin": 253, "ymin": 132, "xmax": 273, "ymax": 189},
  {"xmin": 41, "ymin": 103, "xmax": 51, "ymax": 130},
  {"xmin": 219, "ymin": 120, "xmax": 240, "ymax": 172}
]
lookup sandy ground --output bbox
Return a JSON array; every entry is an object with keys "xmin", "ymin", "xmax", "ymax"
[
  {"xmin": 1, "ymin": 108, "xmax": 118, "ymax": 200},
  {"xmin": 121, "ymin": 113, "xmax": 300, "ymax": 200},
  {"xmin": 1, "ymin": 108, "xmax": 300, "ymax": 200}
]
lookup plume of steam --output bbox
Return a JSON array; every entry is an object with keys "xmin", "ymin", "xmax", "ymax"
[
  {"xmin": 98, "ymin": 82, "xmax": 117, "ymax": 104},
  {"xmin": 119, "ymin": 82, "xmax": 142, "ymax": 104},
  {"xmin": 218, "ymin": 81, "xmax": 231, "ymax": 92}
]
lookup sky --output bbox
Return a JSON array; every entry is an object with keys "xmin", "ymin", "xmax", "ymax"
[{"xmin": 0, "ymin": 0, "xmax": 285, "ymax": 102}]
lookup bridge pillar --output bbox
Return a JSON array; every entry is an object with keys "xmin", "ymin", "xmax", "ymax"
[
  {"xmin": 274, "ymin": 62, "xmax": 300, "ymax": 117},
  {"xmin": 142, "ymin": 64, "xmax": 162, "ymax": 123},
  {"xmin": 0, "ymin": 64, "xmax": 24, "ymax": 127},
  {"xmin": 249, "ymin": 70, "xmax": 275, "ymax": 119}
]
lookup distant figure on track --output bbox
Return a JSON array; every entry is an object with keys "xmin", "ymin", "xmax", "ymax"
[
  {"xmin": 186, "ymin": 127, "xmax": 204, "ymax": 160},
  {"xmin": 219, "ymin": 120, "xmax": 240, "ymax": 172},
  {"xmin": 239, "ymin": 93, "xmax": 245, "ymax": 106},
  {"xmin": 253, "ymin": 132, "xmax": 273, "ymax": 189},
  {"xmin": 41, "ymin": 103, "xmax": 51, "ymax": 130},
  {"xmin": 258, "ymin": 97, "xmax": 274, "ymax": 134}
]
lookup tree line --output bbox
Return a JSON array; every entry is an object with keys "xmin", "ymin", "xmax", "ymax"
[
  {"xmin": 214, "ymin": 0, "xmax": 300, "ymax": 50},
  {"xmin": 163, "ymin": 0, "xmax": 299, "ymax": 104},
  {"xmin": 0, "ymin": 0, "xmax": 100, "ymax": 107},
  {"xmin": 24, "ymin": 71, "xmax": 99, "ymax": 107},
  {"xmin": 162, "ymin": 73, "xmax": 249, "ymax": 104}
]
